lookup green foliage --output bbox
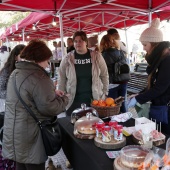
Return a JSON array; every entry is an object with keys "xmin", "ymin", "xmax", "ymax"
[{"xmin": 0, "ymin": 11, "xmax": 30, "ymax": 29}]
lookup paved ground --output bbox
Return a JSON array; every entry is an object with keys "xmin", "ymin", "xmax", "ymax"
[
  {"xmin": 46, "ymin": 148, "xmax": 72, "ymax": 170},
  {"xmin": 47, "ymin": 108, "xmax": 138, "ymax": 170},
  {"xmin": 45, "ymin": 112, "xmax": 73, "ymax": 170}
]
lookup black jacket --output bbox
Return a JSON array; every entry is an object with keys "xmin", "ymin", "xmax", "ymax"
[
  {"xmin": 102, "ymin": 47, "xmax": 126, "ymax": 83},
  {"xmin": 136, "ymin": 54, "xmax": 170, "ymax": 105},
  {"xmin": 67, "ymin": 46, "xmax": 75, "ymax": 53}
]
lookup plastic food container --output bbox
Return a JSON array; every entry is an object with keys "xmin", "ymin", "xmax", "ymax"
[
  {"xmin": 120, "ymin": 145, "xmax": 150, "ymax": 168},
  {"xmin": 71, "ymin": 103, "xmax": 98, "ymax": 124},
  {"xmin": 74, "ymin": 112, "xmax": 103, "ymax": 135},
  {"xmin": 152, "ymin": 146, "xmax": 165, "ymax": 167}
]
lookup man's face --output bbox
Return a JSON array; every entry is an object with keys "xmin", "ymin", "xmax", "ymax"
[
  {"xmin": 67, "ymin": 39, "xmax": 73, "ymax": 48},
  {"xmin": 53, "ymin": 42, "xmax": 57, "ymax": 48}
]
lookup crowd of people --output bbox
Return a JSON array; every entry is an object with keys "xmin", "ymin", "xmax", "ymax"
[{"xmin": 0, "ymin": 17, "xmax": 170, "ymax": 170}]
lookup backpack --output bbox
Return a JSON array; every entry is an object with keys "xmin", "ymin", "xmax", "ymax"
[{"xmin": 112, "ymin": 51, "xmax": 131, "ymax": 82}]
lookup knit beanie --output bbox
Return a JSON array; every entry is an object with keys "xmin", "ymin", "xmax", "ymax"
[{"xmin": 139, "ymin": 18, "xmax": 163, "ymax": 42}]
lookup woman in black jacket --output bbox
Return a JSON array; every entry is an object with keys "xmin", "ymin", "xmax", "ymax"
[
  {"xmin": 100, "ymin": 34, "xmax": 128, "ymax": 113},
  {"xmin": 128, "ymin": 18, "xmax": 170, "ymax": 135}
]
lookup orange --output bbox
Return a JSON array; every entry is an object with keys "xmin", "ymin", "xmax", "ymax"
[
  {"xmin": 99, "ymin": 102, "xmax": 106, "ymax": 107},
  {"xmin": 111, "ymin": 103, "xmax": 116, "ymax": 107},
  {"xmin": 98, "ymin": 99, "xmax": 106, "ymax": 107},
  {"xmin": 98, "ymin": 99, "xmax": 104, "ymax": 105},
  {"xmin": 98, "ymin": 99, "xmax": 104, "ymax": 103},
  {"xmin": 105, "ymin": 98, "xmax": 114, "ymax": 106},
  {"xmin": 92, "ymin": 100, "xmax": 98, "ymax": 105}
]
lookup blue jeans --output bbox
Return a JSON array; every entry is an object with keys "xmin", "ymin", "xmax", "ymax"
[
  {"xmin": 154, "ymin": 106, "xmax": 170, "ymax": 135},
  {"xmin": 108, "ymin": 84, "xmax": 127, "ymax": 113}
]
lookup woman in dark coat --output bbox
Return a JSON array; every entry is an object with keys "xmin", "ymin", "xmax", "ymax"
[
  {"xmin": 100, "ymin": 34, "xmax": 128, "ymax": 113},
  {"xmin": 0, "ymin": 44, "xmax": 25, "ymax": 170},
  {"xmin": 2, "ymin": 40, "xmax": 68, "ymax": 170},
  {"xmin": 128, "ymin": 18, "xmax": 170, "ymax": 135}
]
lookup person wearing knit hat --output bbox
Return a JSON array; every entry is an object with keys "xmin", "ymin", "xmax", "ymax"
[
  {"xmin": 139, "ymin": 18, "xmax": 163, "ymax": 43},
  {"xmin": 128, "ymin": 18, "xmax": 170, "ymax": 135}
]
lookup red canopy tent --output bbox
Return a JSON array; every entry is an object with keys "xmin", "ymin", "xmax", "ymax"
[
  {"xmin": 1, "ymin": 0, "xmax": 170, "ymax": 41},
  {"xmin": 0, "ymin": 0, "xmax": 169, "ymax": 12}
]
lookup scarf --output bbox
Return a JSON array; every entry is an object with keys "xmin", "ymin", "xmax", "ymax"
[{"xmin": 145, "ymin": 41, "xmax": 170, "ymax": 88}]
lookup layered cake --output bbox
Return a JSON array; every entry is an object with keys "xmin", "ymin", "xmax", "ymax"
[{"xmin": 120, "ymin": 145, "xmax": 149, "ymax": 168}]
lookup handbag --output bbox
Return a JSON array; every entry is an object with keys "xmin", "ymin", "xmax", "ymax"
[
  {"xmin": 113, "ymin": 62, "xmax": 131, "ymax": 82},
  {"xmin": 149, "ymin": 105, "xmax": 169, "ymax": 124},
  {"xmin": 112, "ymin": 51, "xmax": 131, "ymax": 82},
  {"xmin": 13, "ymin": 74, "xmax": 62, "ymax": 156}
]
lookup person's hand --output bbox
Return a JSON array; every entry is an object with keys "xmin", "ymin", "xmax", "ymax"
[
  {"xmin": 53, "ymin": 80, "xmax": 57, "ymax": 87},
  {"xmin": 55, "ymin": 90, "xmax": 70, "ymax": 98},
  {"xmin": 55, "ymin": 90, "xmax": 65, "ymax": 97},
  {"xmin": 128, "ymin": 94, "xmax": 138, "ymax": 100},
  {"xmin": 127, "ymin": 97, "xmax": 137, "ymax": 108},
  {"xmin": 64, "ymin": 93, "xmax": 70, "ymax": 97}
]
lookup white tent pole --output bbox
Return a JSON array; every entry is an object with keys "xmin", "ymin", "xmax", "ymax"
[
  {"xmin": 107, "ymin": 2, "xmax": 147, "ymax": 13},
  {"xmin": 5, "ymin": 37, "xmax": 9, "ymax": 52},
  {"xmin": 148, "ymin": 0, "xmax": 152, "ymax": 26},
  {"xmin": 151, "ymin": 0, "xmax": 170, "ymax": 12},
  {"xmin": 78, "ymin": 13, "xmax": 80, "ymax": 30},
  {"xmin": 57, "ymin": 0, "xmax": 67, "ymax": 14},
  {"xmin": 123, "ymin": 20, "xmax": 129, "ymax": 64},
  {"xmin": 61, "ymin": 2, "xmax": 101, "ymax": 15},
  {"xmin": 59, "ymin": 13, "xmax": 64, "ymax": 59},
  {"xmin": 22, "ymin": 28, "xmax": 25, "ymax": 43}
]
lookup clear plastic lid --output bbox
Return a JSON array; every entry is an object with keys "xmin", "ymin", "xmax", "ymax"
[
  {"xmin": 71, "ymin": 103, "xmax": 98, "ymax": 124},
  {"xmin": 74, "ymin": 112, "xmax": 103, "ymax": 135},
  {"xmin": 120, "ymin": 145, "xmax": 150, "ymax": 168}
]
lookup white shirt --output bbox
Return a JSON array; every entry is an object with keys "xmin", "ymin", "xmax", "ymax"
[
  {"xmin": 57, "ymin": 47, "xmax": 67, "ymax": 60},
  {"xmin": 52, "ymin": 47, "xmax": 58, "ymax": 60}
]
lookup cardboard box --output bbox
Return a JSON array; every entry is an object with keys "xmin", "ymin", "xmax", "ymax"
[{"xmin": 135, "ymin": 117, "xmax": 156, "ymax": 133}]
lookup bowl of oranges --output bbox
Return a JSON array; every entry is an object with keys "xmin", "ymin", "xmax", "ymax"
[{"xmin": 91, "ymin": 97, "xmax": 124, "ymax": 118}]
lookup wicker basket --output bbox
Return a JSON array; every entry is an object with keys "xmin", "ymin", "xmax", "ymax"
[{"xmin": 91, "ymin": 104, "xmax": 121, "ymax": 118}]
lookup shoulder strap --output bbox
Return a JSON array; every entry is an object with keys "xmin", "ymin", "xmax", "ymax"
[
  {"xmin": 117, "ymin": 50, "xmax": 127, "ymax": 63},
  {"xmin": 13, "ymin": 72, "xmax": 42, "ymax": 127}
]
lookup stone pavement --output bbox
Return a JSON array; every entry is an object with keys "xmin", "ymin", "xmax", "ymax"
[{"xmin": 46, "ymin": 148, "xmax": 72, "ymax": 170}]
